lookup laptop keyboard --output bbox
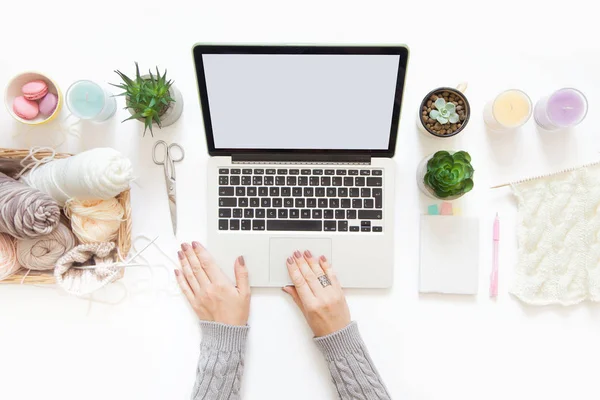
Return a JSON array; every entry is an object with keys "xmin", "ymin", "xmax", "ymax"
[{"xmin": 218, "ymin": 167, "xmax": 383, "ymax": 232}]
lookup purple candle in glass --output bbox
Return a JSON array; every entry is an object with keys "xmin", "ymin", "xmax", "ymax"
[{"xmin": 534, "ymin": 88, "xmax": 588, "ymax": 130}]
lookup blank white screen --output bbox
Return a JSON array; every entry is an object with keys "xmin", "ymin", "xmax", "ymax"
[{"xmin": 202, "ymin": 54, "xmax": 400, "ymax": 150}]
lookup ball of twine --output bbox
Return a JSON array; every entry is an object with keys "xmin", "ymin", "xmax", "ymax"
[
  {"xmin": 0, "ymin": 233, "xmax": 20, "ymax": 281},
  {"xmin": 16, "ymin": 221, "xmax": 76, "ymax": 271},
  {"xmin": 0, "ymin": 172, "xmax": 60, "ymax": 239},
  {"xmin": 64, "ymin": 198, "xmax": 124, "ymax": 244}
]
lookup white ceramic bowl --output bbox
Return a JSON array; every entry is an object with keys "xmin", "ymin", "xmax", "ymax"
[{"xmin": 4, "ymin": 71, "xmax": 63, "ymax": 125}]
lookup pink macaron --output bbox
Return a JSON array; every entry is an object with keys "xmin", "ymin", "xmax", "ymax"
[
  {"xmin": 13, "ymin": 96, "xmax": 40, "ymax": 120},
  {"xmin": 39, "ymin": 93, "xmax": 58, "ymax": 116},
  {"xmin": 22, "ymin": 80, "xmax": 48, "ymax": 101}
]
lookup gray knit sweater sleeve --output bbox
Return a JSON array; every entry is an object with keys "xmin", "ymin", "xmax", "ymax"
[
  {"xmin": 192, "ymin": 321, "xmax": 388, "ymax": 400},
  {"xmin": 314, "ymin": 322, "xmax": 391, "ymax": 400},
  {"xmin": 191, "ymin": 321, "xmax": 249, "ymax": 400}
]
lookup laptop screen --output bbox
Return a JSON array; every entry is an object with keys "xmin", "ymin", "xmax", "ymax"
[{"xmin": 194, "ymin": 46, "xmax": 408, "ymax": 157}]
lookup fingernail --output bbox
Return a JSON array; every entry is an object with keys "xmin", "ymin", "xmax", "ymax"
[
  {"xmin": 174, "ymin": 269, "xmax": 180, "ymax": 276},
  {"xmin": 287, "ymin": 257, "xmax": 294, "ymax": 264},
  {"xmin": 192, "ymin": 241, "xmax": 200, "ymax": 249},
  {"xmin": 238, "ymin": 256, "xmax": 245, "ymax": 266},
  {"xmin": 294, "ymin": 250, "xmax": 302, "ymax": 258},
  {"xmin": 304, "ymin": 250, "xmax": 312, "ymax": 258},
  {"xmin": 320, "ymin": 255, "xmax": 327, "ymax": 262},
  {"xmin": 177, "ymin": 251, "xmax": 184, "ymax": 259},
  {"xmin": 181, "ymin": 243, "xmax": 190, "ymax": 251}
]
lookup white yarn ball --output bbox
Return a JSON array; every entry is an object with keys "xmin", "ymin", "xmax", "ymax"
[
  {"xmin": 21, "ymin": 148, "xmax": 133, "ymax": 206},
  {"xmin": 17, "ymin": 222, "xmax": 77, "ymax": 271},
  {"xmin": 64, "ymin": 198, "xmax": 124, "ymax": 244}
]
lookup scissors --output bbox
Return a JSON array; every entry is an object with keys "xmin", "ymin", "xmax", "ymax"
[{"xmin": 153, "ymin": 140, "xmax": 185, "ymax": 235}]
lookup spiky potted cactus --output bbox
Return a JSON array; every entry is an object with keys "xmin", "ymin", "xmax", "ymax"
[
  {"xmin": 417, "ymin": 150, "xmax": 474, "ymax": 200},
  {"xmin": 112, "ymin": 63, "xmax": 184, "ymax": 136}
]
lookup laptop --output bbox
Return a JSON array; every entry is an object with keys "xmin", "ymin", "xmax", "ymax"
[{"xmin": 193, "ymin": 44, "xmax": 409, "ymax": 288}]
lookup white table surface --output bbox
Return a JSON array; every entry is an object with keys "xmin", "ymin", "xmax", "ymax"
[{"xmin": 1, "ymin": 1, "xmax": 599, "ymax": 399}]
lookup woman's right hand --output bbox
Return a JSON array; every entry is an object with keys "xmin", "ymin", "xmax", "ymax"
[{"xmin": 282, "ymin": 250, "xmax": 351, "ymax": 337}]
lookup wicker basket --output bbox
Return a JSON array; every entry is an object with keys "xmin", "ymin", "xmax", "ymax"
[{"xmin": 0, "ymin": 148, "xmax": 132, "ymax": 284}]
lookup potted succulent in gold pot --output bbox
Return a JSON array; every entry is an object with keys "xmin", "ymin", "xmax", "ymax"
[{"xmin": 112, "ymin": 63, "xmax": 184, "ymax": 136}]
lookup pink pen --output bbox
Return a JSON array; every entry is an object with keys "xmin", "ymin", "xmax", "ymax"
[{"xmin": 490, "ymin": 213, "xmax": 500, "ymax": 298}]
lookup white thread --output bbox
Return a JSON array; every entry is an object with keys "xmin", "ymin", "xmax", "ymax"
[
  {"xmin": 12, "ymin": 125, "xmax": 35, "ymax": 139},
  {"xmin": 60, "ymin": 113, "xmax": 82, "ymax": 138},
  {"xmin": 12, "ymin": 114, "xmax": 80, "ymax": 150},
  {"xmin": 15, "ymin": 146, "xmax": 56, "ymax": 179},
  {"xmin": 85, "ymin": 281, "xmax": 129, "ymax": 316},
  {"xmin": 128, "ymin": 235, "xmax": 181, "ymax": 298}
]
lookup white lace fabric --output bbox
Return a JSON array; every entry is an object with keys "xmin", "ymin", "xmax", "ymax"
[{"xmin": 511, "ymin": 163, "xmax": 600, "ymax": 306}]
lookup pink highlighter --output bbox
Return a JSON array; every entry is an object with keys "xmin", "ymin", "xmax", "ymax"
[{"xmin": 490, "ymin": 213, "xmax": 500, "ymax": 298}]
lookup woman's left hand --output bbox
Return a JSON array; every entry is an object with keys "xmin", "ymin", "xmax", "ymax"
[{"xmin": 174, "ymin": 241, "xmax": 250, "ymax": 326}]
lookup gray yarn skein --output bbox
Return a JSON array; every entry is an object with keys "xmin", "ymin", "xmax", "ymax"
[{"xmin": 0, "ymin": 172, "xmax": 61, "ymax": 239}]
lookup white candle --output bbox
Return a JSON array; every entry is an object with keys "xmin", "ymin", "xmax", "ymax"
[{"xmin": 483, "ymin": 89, "xmax": 532, "ymax": 131}]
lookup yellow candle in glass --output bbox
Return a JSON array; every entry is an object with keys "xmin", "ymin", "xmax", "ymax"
[{"xmin": 483, "ymin": 89, "xmax": 532, "ymax": 130}]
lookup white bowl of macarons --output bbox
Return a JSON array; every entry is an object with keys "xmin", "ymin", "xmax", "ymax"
[{"xmin": 4, "ymin": 71, "xmax": 62, "ymax": 125}]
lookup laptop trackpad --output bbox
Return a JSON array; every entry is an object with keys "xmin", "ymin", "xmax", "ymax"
[{"xmin": 269, "ymin": 238, "xmax": 332, "ymax": 285}]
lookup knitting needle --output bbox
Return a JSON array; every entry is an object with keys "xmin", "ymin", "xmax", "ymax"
[
  {"xmin": 490, "ymin": 160, "xmax": 600, "ymax": 189},
  {"xmin": 124, "ymin": 235, "xmax": 160, "ymax": 265},
  {"xmin": 72, "ymin": 263, "xmax": 164, "ymax": 270}
]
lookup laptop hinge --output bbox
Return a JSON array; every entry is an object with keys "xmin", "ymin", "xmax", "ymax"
[{"xmin": 231, "ymin": 153, "xmax": 371, "ymax": 165}]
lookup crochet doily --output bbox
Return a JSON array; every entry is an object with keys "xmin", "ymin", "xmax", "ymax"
[
  {"xmin": 510, "ymin": 163, "xmax": 600, "ymax": 306},
  {"xmin": 54, "ymin": 242, "xmax": 121, "ymax": 296}
]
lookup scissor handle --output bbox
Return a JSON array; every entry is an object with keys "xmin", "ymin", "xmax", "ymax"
[
  {"xmin": 152, "ymin": 140, "xmax": 169, "ymax": 165},
  {"xmin": 167, "ymin": 143, "xmax": 185, "ymax": 163}
]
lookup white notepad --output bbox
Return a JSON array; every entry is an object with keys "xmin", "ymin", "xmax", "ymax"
[{"xmin": 419, "ymin": 215, "xmax": 480, "ymax": 295}]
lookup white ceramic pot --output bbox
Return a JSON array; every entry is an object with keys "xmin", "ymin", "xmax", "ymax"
[
  {"xmin": 416, "ymin": 152, "xmax": 465, "ymax": 201},
  {"xmin": 127, "ymin": 75, "xmax": 184, "ymax": 130}
]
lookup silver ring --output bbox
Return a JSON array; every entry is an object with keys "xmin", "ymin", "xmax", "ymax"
[{"xmin": 317, "ymin": 274, "xmax": 332, "ymax": 288}]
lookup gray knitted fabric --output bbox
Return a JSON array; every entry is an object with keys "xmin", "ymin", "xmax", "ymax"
[
  {"xmin": 192, "ymin": 321, "xmax": 390, "ymax": 400},
  {"xmin": 192, "ymin": 322, "xmax": 249, "ymax": 400},
  {"xmin": 314, "ymin": 322, "xmax": 391, "ymax": 399}
]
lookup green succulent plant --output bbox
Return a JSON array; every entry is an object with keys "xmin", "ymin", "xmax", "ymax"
[
  {"xmin": 429, "ymin": 98, "xmax": 459, "ymax": 124},
  {"xmin": 111, "ymin": 62, "xmax": 175, "ymax": 136},
  {"xmin": 424, "ymin": 151, "xmax": 474, "ymax": 198}
]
